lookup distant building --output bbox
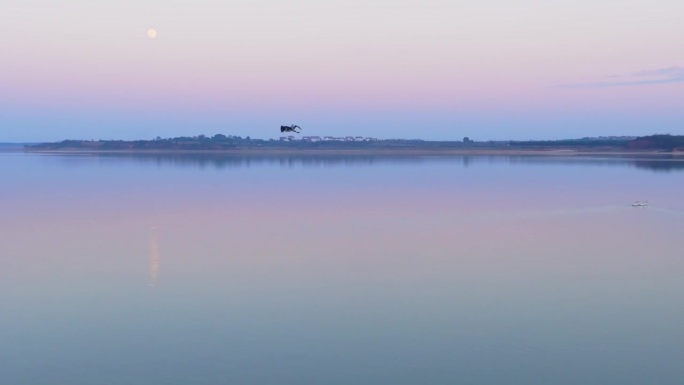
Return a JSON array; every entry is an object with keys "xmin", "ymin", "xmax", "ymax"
[
  {"xmin": 302, "ymin": 136, "xmax": 322, "ymax": 142},
  {"xmin": 319, "ymin": 136, "xmax": 378, "ymax": 141}
]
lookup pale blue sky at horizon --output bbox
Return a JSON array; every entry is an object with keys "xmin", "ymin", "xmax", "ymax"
[{"xmin": 1, "ymin": 0, "xmax": 682, "ymax": 142}]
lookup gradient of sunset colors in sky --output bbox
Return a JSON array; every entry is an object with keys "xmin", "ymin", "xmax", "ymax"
[{"xmin": 1, "ymin": 0, "xmax": 682, "ymax": 141}]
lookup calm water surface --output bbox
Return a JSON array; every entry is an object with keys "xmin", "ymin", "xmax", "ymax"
[{"xmin": 1, "ymin": 152, "xmax": 683, "ymax": 384}]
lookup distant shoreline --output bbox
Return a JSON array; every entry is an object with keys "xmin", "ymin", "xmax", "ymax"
[
  {"xmin": 22, "ymin": 147, "xmax": 684, "ymax": 158},
  {"xmin": 20, "ymin": 134, "xmax": 684, "ymax": 157}
]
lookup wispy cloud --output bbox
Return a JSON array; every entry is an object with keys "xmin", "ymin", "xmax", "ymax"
[{"xmin": 553, "ymin": 66, "xmax": 684, "ymax": 89}]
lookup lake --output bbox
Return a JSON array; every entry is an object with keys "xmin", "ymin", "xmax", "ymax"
[{"xmin": 1, "ymin": 151, "xmax": 683, "ymax": 385}]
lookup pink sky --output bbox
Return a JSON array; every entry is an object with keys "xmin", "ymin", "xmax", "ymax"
[{"xmin": 1, "ymin": 0, "xmax": 683, "ymax": 141}]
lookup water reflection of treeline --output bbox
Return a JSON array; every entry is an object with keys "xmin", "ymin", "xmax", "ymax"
[
  {"xmin": 88, "ymin": 154, "xmax": 437, "ymax": 169},
  {"xmin": 64, "ymin": 153, "xmax": 684, "ymax": 172},
  {"xmin": 492, "ymin": 155, "xmax": 684, "ymax": 172}
]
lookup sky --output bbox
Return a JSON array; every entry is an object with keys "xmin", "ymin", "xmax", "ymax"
[{"xmin": 1, "ymin": 0, "xmax": 682, "ymax": 142}]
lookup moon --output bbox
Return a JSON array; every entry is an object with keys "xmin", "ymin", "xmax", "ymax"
[{"xmin": 147, "ymin": 29, "xmax": 157, "ymax": 39}]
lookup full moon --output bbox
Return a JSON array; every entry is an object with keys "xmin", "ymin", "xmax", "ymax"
[{"xmin": 147, "ymin": 29, "xmax": 157, "ymax": 39}]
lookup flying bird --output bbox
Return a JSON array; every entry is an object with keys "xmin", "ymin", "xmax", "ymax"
[{"xmin": 280, "ymin": 124, "xmax": 302, "ymax": 133}]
